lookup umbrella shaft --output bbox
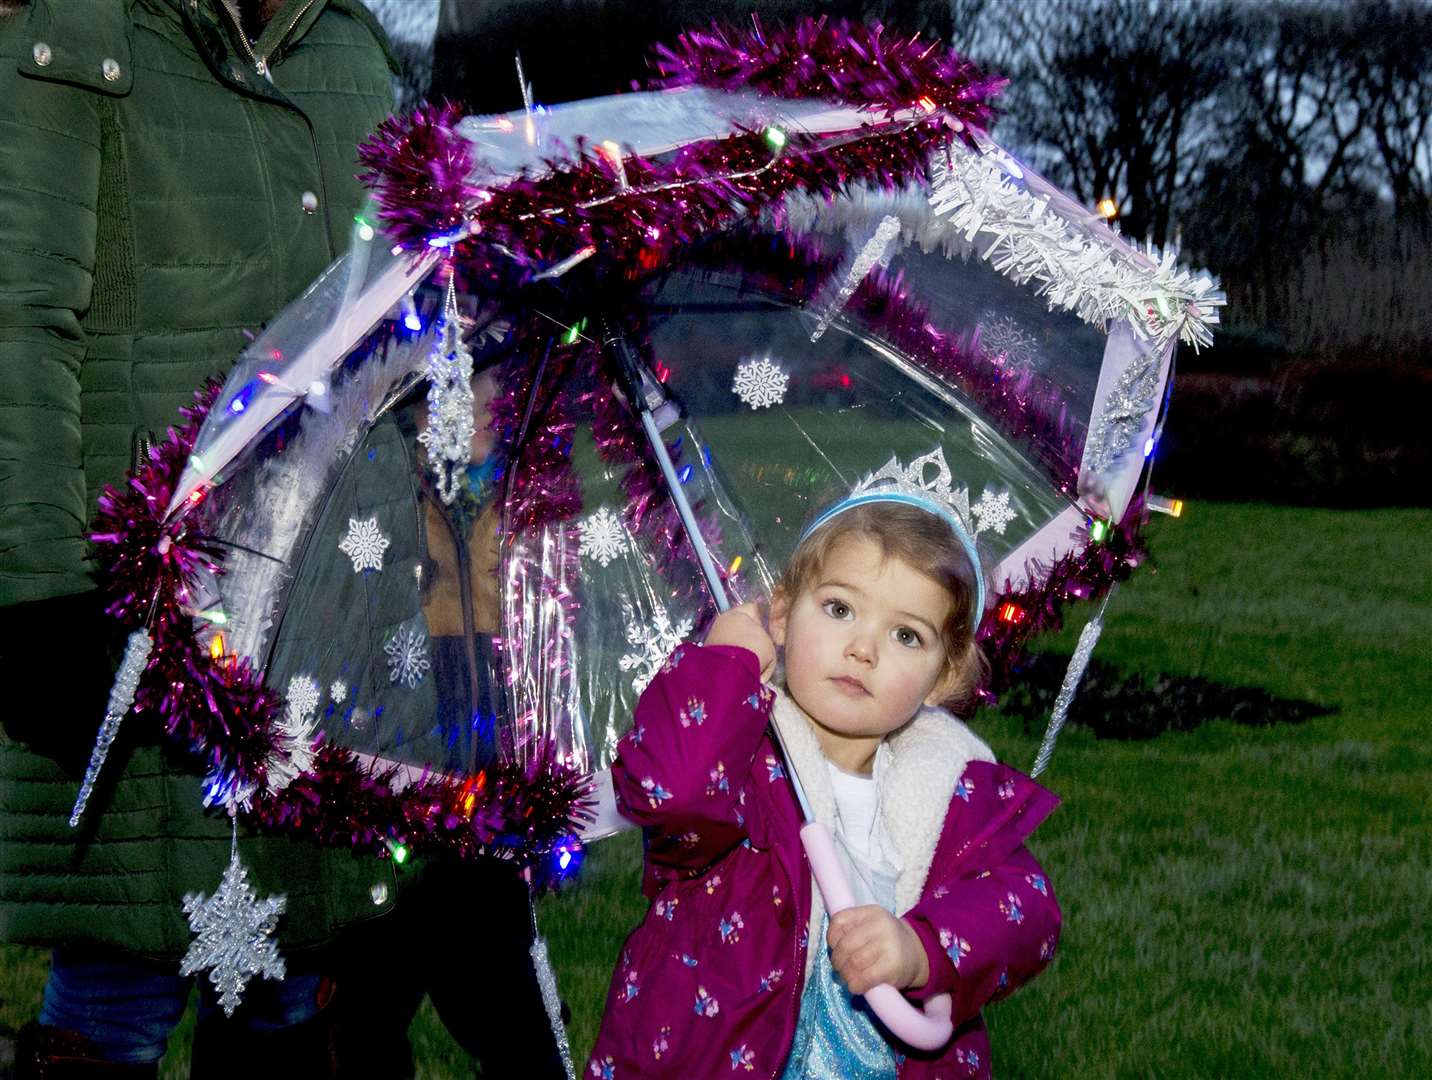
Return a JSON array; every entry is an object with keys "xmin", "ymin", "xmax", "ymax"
[
  {"xmin": 634, "ymin": 411, "xmax": 816, "ymax": 822},
  {"xmin": 636, "ymin": 410, "xmax": 730, "ymax": 614}
]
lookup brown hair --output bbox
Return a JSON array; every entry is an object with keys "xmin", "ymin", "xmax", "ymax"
[{"xmin": 776, "ymin": 501, "xmax": 989, "ymax": 714}]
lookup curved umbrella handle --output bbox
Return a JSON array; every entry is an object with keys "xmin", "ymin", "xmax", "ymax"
[{"xmin": 800, "ymin": 821, "xmax": 955, "ymax": 1052}]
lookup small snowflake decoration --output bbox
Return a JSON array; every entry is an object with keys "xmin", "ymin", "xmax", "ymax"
[
  {"xmin": 329, "ymin": 680, "xmax": 348, "ymax": 704},
  {"xmin": 732, "ymin": 356, "xmax": 789, "ymax": 410},
  {"xmin": 384, "ymin": 624, "xmax": 431, "ymax": 689},
  {"xmin": 971, "ymin": 488, "xmax": 1017, "ymax": 535},
  {"xmin": 338, "ymin": 515, "xmax": 389, "ymax": 573},
  {"xmin": 179, "ymin": 845, "xmax": 287, "ymax": 1016},
  {"xmin": 977, "ymin": 312, "xmax": 1042, "ymax": 370},
  {"xmin": 579, "ymin": 506, "xmax": 629, "ymax": 567},
  {"xmin": 266, "ymin": 674, "xmax": 322, "ymax": 792},
  {"xmin": 619, "ymin": 602, "xmax": 694, "ymax": 694},
  {"xmin": 285, "ymin": 674, "xmax": 321, "ymax": 721}
]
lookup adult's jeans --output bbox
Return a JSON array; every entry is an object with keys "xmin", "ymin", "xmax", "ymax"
[{"xmin": 39, "ymin": 949, "xmax": 322, "ymax": 1065}]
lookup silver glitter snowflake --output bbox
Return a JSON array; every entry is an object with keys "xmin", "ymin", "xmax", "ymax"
[
  {"xmin": 416, "ymin": 308, "xmax": 476, "ymax": 506},
  {"xmin": 330, "ymin": 680, "xmax": 348, "ymax": 704},
  {"xmin": 179, "ymin": 843, "xmax": 287, "ymax": 1017},
  {"xmin": 619, "ymin": 604, "xmax": 694, "ymax": 694},
  {"xmin": 384, "ymin": 624, "xmax": 431, "ymax": 689},
  {"xmin": 977, "ymin": 312, "xmax": 1041, "ymax": 371},
  {"xmin": 732, "ymin": 357, "xmax": 789, "ymax": 410},
  {"xmin": 338, "ymin": 515, "xmax": 390, "ymax": 573},
  {"xmin": 579, "ymin": 506, "xmax": 628, "ymax": 567},
  {"xmin": 1084, "ymin": 351, "xmax": 1163, "ymax": 474},
  {"xmin": 971, "ymin": 489, "xmax": 1017, "ymax": 535}
]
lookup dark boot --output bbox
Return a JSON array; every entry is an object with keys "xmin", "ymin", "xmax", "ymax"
[{"xmin": 13, "ymin": 1023, "xmax": 159, "ymax": 1079}]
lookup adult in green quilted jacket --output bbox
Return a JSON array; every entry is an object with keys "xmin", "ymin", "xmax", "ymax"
[{"xmin": 0, "ymin": 0, "xmax": 405, "ymax": 1072}]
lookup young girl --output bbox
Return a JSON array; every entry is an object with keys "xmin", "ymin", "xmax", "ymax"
[{"xmin": 587, "ymin": 468, "xmax": 1061, "ymax": 1079}]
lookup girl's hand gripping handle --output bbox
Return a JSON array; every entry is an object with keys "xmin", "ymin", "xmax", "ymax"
[{"xmin": 800, "ymin": 821, "xmax": 955, "ymax": 1052}]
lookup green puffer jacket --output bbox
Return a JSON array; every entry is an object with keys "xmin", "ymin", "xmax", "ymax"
[{"xmin": 0, "ymin": 0, "xmax": 406, "ymax": 958}]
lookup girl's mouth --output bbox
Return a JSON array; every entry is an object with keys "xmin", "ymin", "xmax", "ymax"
[{"xmin": 830, "ymin": 675, "xmax": 868, "ymax": 695}]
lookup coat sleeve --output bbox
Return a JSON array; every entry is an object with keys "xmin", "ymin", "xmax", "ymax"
[
  {"xmin": 901, "ymin": 762, "xmax": 1062, "ymax": 1026},
  {"xmin": 611, "ymin": 642, "xmax": 772, "ymax": 885},
  {"xmin": 0, "ymin": 19, "xmax": 103, "ymax": 606}
]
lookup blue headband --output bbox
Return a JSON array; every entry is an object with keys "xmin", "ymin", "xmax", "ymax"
[{"xmin": 796, "ymin": 491, "xmax": 986, "ymax": 633}]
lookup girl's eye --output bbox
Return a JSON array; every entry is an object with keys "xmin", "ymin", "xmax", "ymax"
[
  {"xmin": 822, "ymin": 599, "xmax": 852, "ymax": 620},
  {"xmin": 893, "ymin": 626, "xmax": 923, "ymax": 648}
]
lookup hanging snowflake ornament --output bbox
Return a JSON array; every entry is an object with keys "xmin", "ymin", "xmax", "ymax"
[
  {"xmin": 970, "ymin": 489, "xmax": 1017, "ymax": 535},
  {"xmin": 416, "ymin": 276, "xmax": 476, "ymax": 505},
  {"xmin": 338, "ymin": 515, "xmax": 390, "ymax": 573},
  {"xmin": 618, "ymin": 601, "xmax": 694, "ymax": 694},
  {"xmin": 179, "ymin": 831, "xmax": 287, "ymax": 1017},
  {"xmin": 732, "ymin": 357, "xmax": 789, "ymax": 410},
  {"xmin": 330, "ymin": 680, "xmax": 348, "ymax": 704},
  {"xmin": 579, "ymin": 506, "xmax": 629, "ymax": 567},
  {"xmin": 384, "ymin": 623, "xmax": 431, "ymax": 689}
]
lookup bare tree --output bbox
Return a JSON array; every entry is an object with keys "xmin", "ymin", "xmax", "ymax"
[
  {"xmin": 1347, "ymin": 0, "xmax": 1432, "ymax": 225},
  {"xmin": 956, "ymin": 0, "xmax": 1235, "ymax": 250}
]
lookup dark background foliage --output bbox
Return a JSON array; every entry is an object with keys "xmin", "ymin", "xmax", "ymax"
[{"xmin": 426, "ymin": 0, "xmax": 1432, "ymax": 508}]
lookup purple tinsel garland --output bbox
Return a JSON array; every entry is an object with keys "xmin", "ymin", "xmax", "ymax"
[
  {"xmin": 357, "ymin": 101, "xmax": 484, "ymax": 253},
  {"xmin": 650, "ymin": 15, "xmax": 1004, "ymax": 137}
]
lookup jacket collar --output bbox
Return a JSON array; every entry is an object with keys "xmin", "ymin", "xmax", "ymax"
[{"xmin": 770, "ymin": 686, "xmax": 994, "ymax": 915}]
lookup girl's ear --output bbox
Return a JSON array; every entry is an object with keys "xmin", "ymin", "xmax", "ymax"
[
  {"xmin": 923, "ymin": 655, "xmax": 963, "ymax": 708},
  {"xmin": 768, "ymin": 590, "xmax": 790, "ymax": 648}
]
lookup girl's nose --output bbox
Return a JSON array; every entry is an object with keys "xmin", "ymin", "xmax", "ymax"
[{"xmin": 845, "ymin": 631, "xmax": 876, "ymax": 665}]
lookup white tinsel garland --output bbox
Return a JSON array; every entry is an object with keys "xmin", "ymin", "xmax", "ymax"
[{"xmin": 927, "ymin": 147, "xmax": 1226, "ymax": 350}]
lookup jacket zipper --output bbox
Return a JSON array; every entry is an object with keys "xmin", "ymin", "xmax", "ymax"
[
  {"xmin": 217, "ymin": 0, "xmax": 338, "ymax": 255},
  {"xmin": 219, "ymin": 0, "xmax": 318, "ymax": 79}
]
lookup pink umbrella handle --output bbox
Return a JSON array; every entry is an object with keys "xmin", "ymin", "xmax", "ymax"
[{"xmin": 800, "ymin": 821, "xmax": 955, "ymax": 1052}]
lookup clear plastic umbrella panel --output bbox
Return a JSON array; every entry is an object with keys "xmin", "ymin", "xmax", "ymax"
[{"xmin": 161, "ymin": 88, "xmax": 1217, "ymax": 832}]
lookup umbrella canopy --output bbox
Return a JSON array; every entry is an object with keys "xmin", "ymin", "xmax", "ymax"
[{"xmin": 90, "ymin": 22, "xmax": 1222, "ymax": 871}]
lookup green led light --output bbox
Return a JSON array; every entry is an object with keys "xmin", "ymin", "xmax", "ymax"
[
  {"xmin": 1089, "ymin": 519, "xmax": 1110, "ymax": 543},
  {"xmin": 388, "ymin": 840, "xmax": 409, "ymax": 864},
  {"xmin": 765, "ymin": 126, "xmax": 787, "ymax": 150},
  {"xmin": 561, "ymin": 317, "xmax": 587, "ymax": 345}
]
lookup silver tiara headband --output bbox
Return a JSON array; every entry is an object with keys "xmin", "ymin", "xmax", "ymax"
[{"xmin": 797, "ymin": 448, "xmax": 1015, "ymax": 631}]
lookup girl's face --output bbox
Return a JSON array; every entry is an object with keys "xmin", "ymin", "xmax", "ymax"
[{"xmin": 770, "ymin": 534, "xmax": 954, "ymax": 774}]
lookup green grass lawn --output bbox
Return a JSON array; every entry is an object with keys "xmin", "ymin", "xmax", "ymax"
[{"xmin": 5, "ymin": 503, "xmax": 1429, "ymax": 1077}]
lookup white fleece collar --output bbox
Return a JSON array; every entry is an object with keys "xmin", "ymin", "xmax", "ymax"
[{"xmin": 769, "ymin": 686, "xmax": 995, "ymax": 916}]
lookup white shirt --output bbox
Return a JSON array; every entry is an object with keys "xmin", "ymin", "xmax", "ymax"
[{"xmin": 827, "ymin": 760, "xmax": 902, "ymax": 912}]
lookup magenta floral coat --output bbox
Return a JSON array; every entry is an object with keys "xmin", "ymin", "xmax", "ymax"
[{"xmin": 587, "ymin": 644, "xmax": 1061, "ymax": 1079}]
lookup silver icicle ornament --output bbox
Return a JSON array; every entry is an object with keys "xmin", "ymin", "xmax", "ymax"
[{"xmin": 69, "ymin": 629, "xmax": 153, "ymax": 827}]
